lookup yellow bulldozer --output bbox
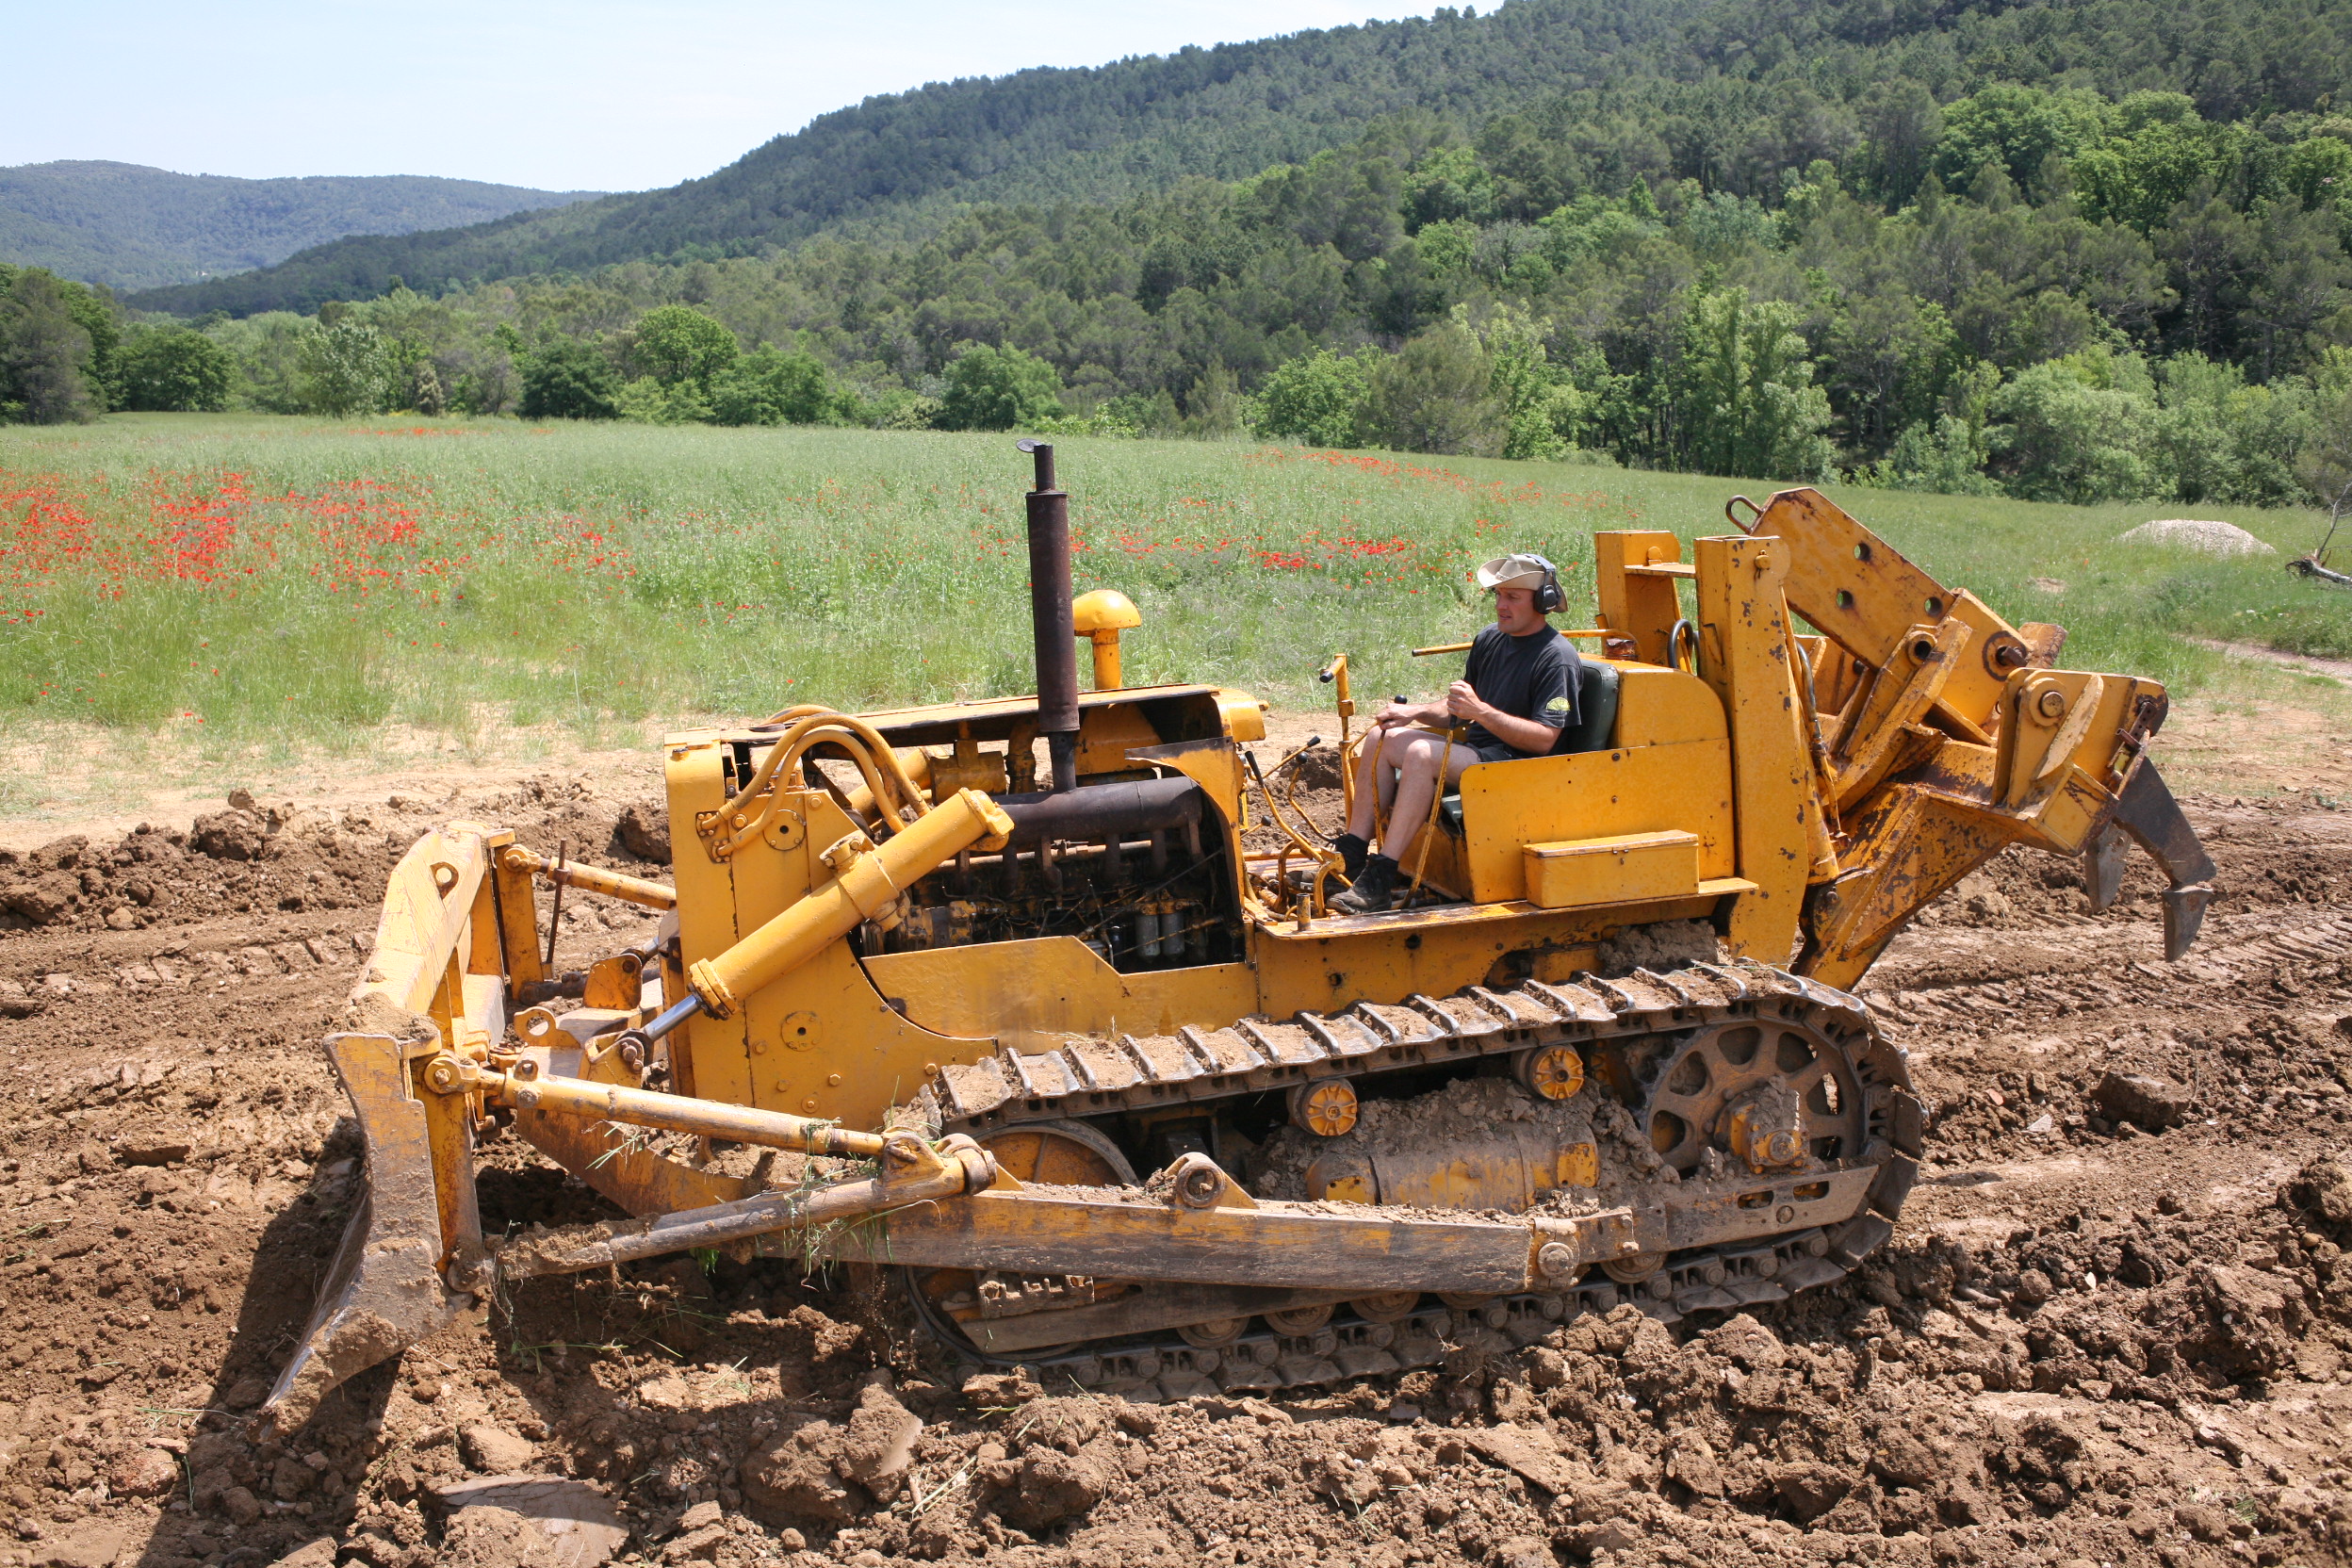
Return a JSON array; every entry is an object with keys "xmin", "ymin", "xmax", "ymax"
[{"xmin": 258, "ymin": 446, "xmax": 2217, "ymax": 1433}]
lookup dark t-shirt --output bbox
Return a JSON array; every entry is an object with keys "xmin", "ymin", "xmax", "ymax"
[{"xmin": 1462, "ymin": 624, "xmax": 1581, "ymax": 759}]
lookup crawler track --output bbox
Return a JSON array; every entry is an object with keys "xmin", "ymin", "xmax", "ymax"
[{"xmin": 918, "ymin": 961, "xmax": 1922, "ymax": 1396}]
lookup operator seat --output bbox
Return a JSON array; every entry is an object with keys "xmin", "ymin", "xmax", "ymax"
[{"xmin": 1437, "ymin": 659, "xmax": 1620, "ymax": 836}]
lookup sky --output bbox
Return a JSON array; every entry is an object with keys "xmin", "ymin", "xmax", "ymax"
[{"xmin": 4, "ymin": 1, "xmax": 1432, "ymax": 194}]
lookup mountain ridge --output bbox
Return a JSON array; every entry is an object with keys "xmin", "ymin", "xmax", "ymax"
[{"xmin": 0, "ymin": 161, "xmax": 605, "ymax": 292}]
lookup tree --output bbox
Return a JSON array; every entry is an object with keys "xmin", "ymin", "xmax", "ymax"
[
  {"xmin": 937, "ymin": 343, "xmax": 1064, "ymax": 431},
  {"xmin": 519, "ymin": 339, "xmax": 621, "ymax": 419},
  {"xmin": 1683, "ymin": 192, "xmax": 1776, "ymax": 257},
  {"xmin": 1856, "ymin": 79, "xmax": 1944, "ymax": 207},
  {"xmin": 628, "ymin": 305, "xmax": 739, "ymax": 387},
  {"xmin": 299, "ymin": 319, "xmax": 396, "ymax": 416},
  {"xmin": 2281, "ymin": 135, "xmax": 2352, "ymax": 210},
  {"xmin": 2154, "ymin": 352, "xmax": 2310, "ymax": 504},
  {"xmin": 2072, "ymin": 113, "xmax": 2229, "ymax": 233},
  {"xmin": 709, "ymin": 348, "xmax": 848, "ymax": 426},
  {"xmin": 2160, "ymin": 190, "xmax": 2259, "ymax": 358},
  {"xmin": 2, "ymin": 265, "xmax": 123, "ymax": 409},
  {"xmin": 1935, "ymin": 85, "xmax": 2103, "ymax": 193},
  {"xmin": 114, "ymin": 324, "xmax": 235, "ymax": 412},
  {"xmin": 2295, "ymin": 376, "xmax": 2352, "ymax": 558},
  {"xmin": 0, "ymin": 270, "xmax": 99, "ymax": 424},
  {"xmin": 1673, "ymin": 289, "xmax": 1834, "ymax": 481},
  {"xmin": 1364, "ymin": 321, "xmax": 1499, "ymax": 455},
  {"xmin": 1827, "ymin": 294, "xmax": 1962, "ymax": 455},
  {"xmin": 1248, "ymin": 349, "xmax": 1374, "ymax": 446},
  {"xmin": 2246, "ymin": 200, "xmax": 2352, "ymax": 378},
  {"xmin": 1990, "ymin": 353, "xmax": 2165, "ymax": 503},
  {"xmin": 1415, "ymin": 219, "xmax": 1478, "ymax": 279},
  {"xmin": 204, "ymin": 312, "xmax": 310, "ymax": 414},
  {"xmin": 1467, "ymin": 303, "xmax": 1585, "ymax": 460},
  {"xmin": 109, "ymin": 61, "xmax": 2352, "ymax": 505}
]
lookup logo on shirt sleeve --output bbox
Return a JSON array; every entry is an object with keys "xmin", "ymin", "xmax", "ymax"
[{"xmin": 1544, "ymin": 695, "xmax": 1572, "ymax": 714}]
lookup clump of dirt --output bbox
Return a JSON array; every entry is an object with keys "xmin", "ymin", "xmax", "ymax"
[
  {"xmin": 1252, "ymin": 1075, "xmax": 1606, "ymax": 1208},
  {"xmin": 3, "ymin": 782, "xmax": 2351, "ymax": 1568},
  {"xmin": 0, "ymin": 778, "xmax": 669, "ymax": 937},
  {"xmin": 1596, "ymin": 918, "xmax": 1719, "ymax": 976}
]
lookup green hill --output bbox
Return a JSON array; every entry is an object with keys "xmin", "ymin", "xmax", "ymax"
[
  {"xmin": 0, "ymin": 162, "xmax": 604, "ymax": 292},
  {"xmin": 121, "ymin": 0, "xmax": 1717, "ymax": 317},
  {"xmin": 127, "ymin": 0, "xmax": 2352, "ymax": 318}
]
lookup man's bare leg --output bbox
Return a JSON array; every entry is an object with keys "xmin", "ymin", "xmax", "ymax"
[
  {"xmin": 1379, "ymin": 731, "xmax": 1477, "ymax": 861},
  {"xmin": 1346, "ymin": 733, "xmax": 1387, "ymax": 841},
  {"xmin": 1337, "ymin": 731, "xmax": 1478, "ymax": 912}
]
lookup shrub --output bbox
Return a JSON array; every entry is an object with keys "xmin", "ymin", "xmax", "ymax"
[
  {"xmin": 114, "ymin": 325, "xmax": 235, "ymax": 413},
  {"xmin": 614, "ymin": 375, "xmax": 712, "ymax": 425},
  {"xmin": 1247, "ymin": 349, "xmax": 1374, "ymax": 447},
  {"xmin": 708, "ymin": 349, "xmax": 849, "ymax": 427},
  {"xmin": 519, "ymin": 339, "xmax": 621, "ymax": 419},
  {"xmin": 298, "ymin": 319, "xmax": 396, "ymax": 417},
  {"xmin": 937, "ymin": 343, "xmax": 1064, "ymax": 432},
  {"xmin": 1877, "ymin": 416, "xmax": 2005, "ymax": 495}
]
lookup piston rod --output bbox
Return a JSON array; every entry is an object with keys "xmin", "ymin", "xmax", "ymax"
[
  {"xmin": 445, "ymin": 1061, "xmax": 890, "ymax": 1158},
  {"xmin": 501, "ymin": 845, "xmax": 678, "ymax": 910}
]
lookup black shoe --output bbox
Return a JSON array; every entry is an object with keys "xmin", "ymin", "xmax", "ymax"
[
  {"xmin": 1332, "ymin": 853, "xmax": 1400, "ymax": 914},
  {"xmin": 1331, "ymin": 832, "xmax": 1369, "ymax": 880}
]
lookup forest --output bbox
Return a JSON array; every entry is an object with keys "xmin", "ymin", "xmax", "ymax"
[
  {"xmin": 13, "ymin": 0, "xmax": 2352, "ymax": 505},
  {"xmin": 121, "ymin": 0, "xmax": 2352, "ymax": 318}
]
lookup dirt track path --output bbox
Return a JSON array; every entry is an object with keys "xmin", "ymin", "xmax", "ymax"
[{"xmin": 0, "ymin": 765, "xmax": 2348, "ymax": 1568}]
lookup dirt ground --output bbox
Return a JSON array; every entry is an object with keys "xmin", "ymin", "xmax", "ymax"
[{"xmin": 1, "ymin": 714, "xmax": 2350, "ymax": 1568}]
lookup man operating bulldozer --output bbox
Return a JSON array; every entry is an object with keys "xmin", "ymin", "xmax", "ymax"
[{"xmin": 1332, "ymin": 552, "xmax": 1582, "ymax": 913}]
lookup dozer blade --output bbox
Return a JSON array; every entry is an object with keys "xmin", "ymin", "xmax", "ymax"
[{"xmin": 258, "ymin": 1034, "xmax": 482, "ymax": 1437}]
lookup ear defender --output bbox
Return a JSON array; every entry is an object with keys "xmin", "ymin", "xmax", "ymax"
[{"xmin": 1529, "ymin": 553, "xmax": 1564, "ymax": 614}]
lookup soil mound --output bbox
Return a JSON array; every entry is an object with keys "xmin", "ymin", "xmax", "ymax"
[{"xmin": 0, "ymin": 779, "xmax": 668, "ymax": 937}]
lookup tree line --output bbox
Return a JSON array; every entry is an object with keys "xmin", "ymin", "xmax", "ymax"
[
  {"xmin": 24, "ymin": 74, "xmax": 2352, "ymax": 505},
  {"xmin": 0, "ymin": 264, "xmax": 237, "ymax": 422}
]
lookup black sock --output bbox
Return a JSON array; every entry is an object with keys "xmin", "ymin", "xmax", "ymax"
[{"xmin": 1333, "ymin": 832, "xmax": 1369, "ymax": 878}]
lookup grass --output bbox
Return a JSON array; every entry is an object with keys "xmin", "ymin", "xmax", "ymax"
[{"xmin": 0, "ymin": 413, "xmax": 2344, "ymax": 818}]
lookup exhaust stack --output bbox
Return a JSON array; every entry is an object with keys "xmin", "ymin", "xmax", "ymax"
[{"xmin": 1020, "ymin": 440, "xmax": 1081, "ymax": 792}]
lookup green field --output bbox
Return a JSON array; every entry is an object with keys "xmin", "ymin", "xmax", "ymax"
[{"xmin": 0, "ymin": 415, "xmax": 2343, "ymax": 814}]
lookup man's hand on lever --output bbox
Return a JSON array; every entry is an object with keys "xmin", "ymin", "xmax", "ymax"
[
  {"xmin": 1367, "ymin": 685, "xmax": 1490, "ymax": 734},
  {"xmin": 1371, "ymin": 696, "xmax": 1446, "ymax": 733}
]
